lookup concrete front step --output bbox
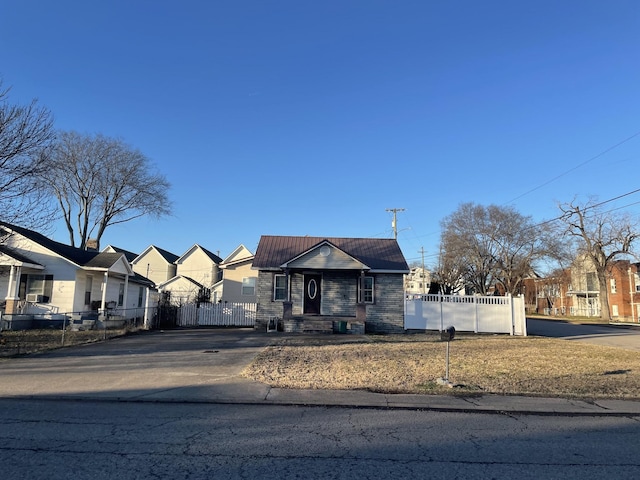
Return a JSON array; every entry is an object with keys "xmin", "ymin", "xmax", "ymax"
[{"xmin": 283, "ymin": 317, "xmax": 351, "ymax": 334}]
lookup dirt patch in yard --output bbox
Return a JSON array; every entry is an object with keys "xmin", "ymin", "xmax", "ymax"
[
  {"xmin": 0, "ymin": 328, "xmax": 135, "ymax": 357},
  {"xmin": 241, "ymin": 333, "xmax": 640, "ymax": 400}
]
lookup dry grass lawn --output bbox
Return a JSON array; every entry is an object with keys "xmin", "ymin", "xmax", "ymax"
[{"xmin": 241, "ymin": 333, "xmax": 640, "ymax": 400}]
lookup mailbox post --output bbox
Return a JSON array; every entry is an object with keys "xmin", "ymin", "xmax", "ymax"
[{"xmin": 438, "ymin": 326, "xmax": 455, "ymax": 386}]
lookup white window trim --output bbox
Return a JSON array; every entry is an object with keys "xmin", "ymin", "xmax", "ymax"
[
  {"xmin": 274, "ymin": 274, "xmax": 287, "ymax": 301},
  {"xmin": 242, "ymin": 277, "xmax": 256, "ymax": 296},
  {"xmin": 359, "ymin": 276, "xmax": 375, "ymax": 304}
]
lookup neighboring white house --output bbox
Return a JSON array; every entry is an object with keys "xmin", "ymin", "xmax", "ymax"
[
  {"xmin": 212, "ymin": 244, "xmax": 257, "ymax": 304},
  {"xmin": 404, "ymin": 267, "xmax": 431, "ymax": 295},
  {"xmin": 0, "ymin": 222, "xmax": 156, "ymax": 320}
]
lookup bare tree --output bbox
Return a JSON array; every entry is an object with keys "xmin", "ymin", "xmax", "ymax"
[
  {"xmin": 44, "ymin": 131, "xmax": 172, "ymax": 250},
  {"xmin": 557, "ymin": 198, "xmax": 640, "ymax": 322},
  {"xmin": 431, "ymin": 245, "xmax": 466, "ymax": 294},
  {"xmin": 439, "ymin": 203, "xmax": 557, "ymax": 295},
  {"xmin": 0, "ymin": 81, "xmax": 56, "ymax": 230}
]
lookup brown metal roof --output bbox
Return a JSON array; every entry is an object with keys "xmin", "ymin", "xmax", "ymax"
[{"xmin": 253, "ymin": 235, "xmax": 409, "ymax": 272}]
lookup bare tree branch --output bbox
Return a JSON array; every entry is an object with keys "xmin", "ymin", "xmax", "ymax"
[
  {"xmin": 43, "ymin": 131, "xmax": 172, "ymax": 250},
  {"xmin": 557, "ymin": 198, "xmax": 640, "ymax": 322},
  {"xmin": 0, "ymin": 80, "xmax": 56, "ymax": 231},
  {"xmin": 439, "ymin": 203, "xmax": 559, "ymax": 295}
]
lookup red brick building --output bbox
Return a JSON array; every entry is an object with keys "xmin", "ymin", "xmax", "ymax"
[{"xmin": 524, "ymin": 259, "xmax": 640, "ymax": 323}]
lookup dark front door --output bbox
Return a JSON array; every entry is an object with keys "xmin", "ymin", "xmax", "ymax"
[{"xmin": 304, "ymin": 274, "xmax": 322, "ymax": 315}]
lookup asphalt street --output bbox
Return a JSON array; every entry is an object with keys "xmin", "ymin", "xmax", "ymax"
[
  {"xmin": 526, "ymin": 317, "xmax": 640, "ymax": 351},
  {"xmin": 2, "ymin": 398, "xmax": 639, "ymax": 480}
]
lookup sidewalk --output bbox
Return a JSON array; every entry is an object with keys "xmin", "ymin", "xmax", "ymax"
[
  {"xmin": 94, "ymin": 379, "xmax": 640, "ymax": 416},
  {"xmin": 3, "ymin": 375, "xmax": 640, "ymax": 416},
  {"xmin": 1, "ymin": 328, "xmax": 639, "ymax": 416}
]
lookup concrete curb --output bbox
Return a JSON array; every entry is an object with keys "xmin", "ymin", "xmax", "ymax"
[{"xmin": 3, "ymin": 381, "xmax": 640, "ymax": 416}]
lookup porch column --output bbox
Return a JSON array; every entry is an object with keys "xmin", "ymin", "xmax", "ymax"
[
  {"xmin": 100, "ymin": 272, "xmax": 108, "ymax": 313},
  {"xmin": 4, "ymin": 265, "xmax": 21, "ymax": 314},
  {"xmin": 285, "ymin": 269, "xmax": 291, "ymax": 302},
  {"xmin": 283, "ymin": 269, "xmax": 292, "ymax": 321},
  {"xmin": 143, "ymin": 286, "xmax": 151, "ymax": 329},
  {"xmin": 356, "ymin": 270, "xmax": 367, "ymax": 322},
  {"xmin": 122, "ymin": 274, "xmax": 129, "ymax": 316}
]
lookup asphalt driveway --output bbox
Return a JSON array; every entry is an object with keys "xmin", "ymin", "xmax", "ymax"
[{"xmin": 0, "ymin": 328, "xmax": 275, "ymax": 402}]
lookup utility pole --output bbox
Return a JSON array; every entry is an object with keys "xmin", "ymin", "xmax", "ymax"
[
  {"xmin": 386, "ymin": 208, "xmax": 405, "ymax": 239},
  {"xmin": 419, "ymin": 246, "xmax": 426, "ymax": 294}
]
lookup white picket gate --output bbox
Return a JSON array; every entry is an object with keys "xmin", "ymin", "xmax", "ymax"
[
  {"xmin": 404, "ymin": 294, "xmax": 527, "ymax": 336},
  {"xmin": 177, "ymin": 302, "xmax": 256, "ymax": 327}
]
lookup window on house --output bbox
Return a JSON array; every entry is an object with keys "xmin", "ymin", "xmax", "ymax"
[
  {"xmin": 610, "ymin": 278, "xmax": 617, "ymax": 294},
  {"xmin": 274, "ymin": 274, "xmax": 287, "ymax": 301},
  {"xmin": 242, "ymin": 277, "xmax": 256, "ymax": 296},
  {"xmin": 635, "ymin": 274, "xmax": 640, "ymax": 292},
  {"xmin": 118, "ymin": 283, "xmax": 125, "ymax": 306},
  {"xmin": 85, "ymin": 276, "xmax": 93, "ymax": 306},
  {"xmin": 138, "ymin": 286, "xmax": 144, "ymax": 308},
  {"xmin": 358, "ymin": 276, "xmax": 374, "ymax": 303},
  {"xmin": 20, "ymin": 274, "xmax": 53, "ymax": 303},
  {"xmin": 612, "ymin": 305, "xmax": 619, "ymax": 317}
]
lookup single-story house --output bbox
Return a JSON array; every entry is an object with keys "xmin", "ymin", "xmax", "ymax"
[
  {"xmin": 156, "ymin": 275, "xmax": 205, "ymax": 306},
  {"xmin": 252, "ymin": 235, "xmax": 409, "ymax": 334},
  {"xmin": 0, "ymin": 222, "xmax": 156, "ymax": 327}
]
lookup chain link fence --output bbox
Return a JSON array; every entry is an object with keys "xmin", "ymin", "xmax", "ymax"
[{"xmin": 0, "ymin": 307, "xmax": 158, "ymax": 357}]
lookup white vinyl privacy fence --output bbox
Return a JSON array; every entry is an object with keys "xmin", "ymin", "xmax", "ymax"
[
  {"xmin": 177, "ymin": 302, "xmax": 256, "ymax": 327},
  {"xmin": 404, "ymin": 294, "xmax": 527, "ymax": 336}
]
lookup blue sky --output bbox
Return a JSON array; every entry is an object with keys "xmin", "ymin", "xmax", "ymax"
[{"xmin": 2, "ymin": 1, "xmax": 639, "ymax": 267}]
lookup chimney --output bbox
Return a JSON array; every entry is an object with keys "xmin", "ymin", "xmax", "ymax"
[{"xmin": 86, "ymin": 239, "xmax": 98, "ymax": 251}]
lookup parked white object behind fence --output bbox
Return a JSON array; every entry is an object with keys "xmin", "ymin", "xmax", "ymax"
[
  {"xmin": 404, "ymin": 294, "xmax": 527, "ymax": 336},
  {"xmin": 178, "ymin": 302, "xmax": 257, "ymax": 327}
]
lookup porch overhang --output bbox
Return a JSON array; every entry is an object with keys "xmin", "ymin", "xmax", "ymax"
[
  {"xmin": 0, "ymin": 247, "xmax": 44, "ymax": 270},
  {"xmin": 280, "ymin": 240, "xmax": 371, "ymax": 271}
]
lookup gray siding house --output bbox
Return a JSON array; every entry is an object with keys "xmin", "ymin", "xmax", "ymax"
[{"xmin": 253, "ymin": 235, "xmax": 409, "ymax": 334}]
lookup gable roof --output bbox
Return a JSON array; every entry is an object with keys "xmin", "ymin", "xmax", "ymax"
[
  {"xmin": 0, "ymin": 222, "xmax": 154, "ymax": 287},
  {"xmin": 0, "ymin": 221, "xmax": 98, "ymax": 266},
  {"xmin": 103, "ymin": 245, "xmax": 139, "ymax": 263},
  {"xmin": 221, "ymin": 244, "xmax": 254, "ymax": 268},
  {"xmin": 253, "ymin": 235, "xmax": 409, "ymax": 273},
  {"xmin": 176, "ymin": 244, "xmax": 222, "ymax": 265},
  {"xmin": 132, "ymin": 245, "xmax": 180, "ymax": 265},
  {"xmin": 157, "ymin": 274, "xmax": 204, "ymax": 290}
]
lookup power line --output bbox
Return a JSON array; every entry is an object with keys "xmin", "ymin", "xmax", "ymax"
[{"xmin": 507, "ymin": 129, "xmax": 640, "ymax": 204}]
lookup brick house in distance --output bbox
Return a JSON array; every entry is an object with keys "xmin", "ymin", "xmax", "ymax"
[
  {"xmin": 252, "ymin": 235, "xmax": 409, "ymax": 334},
  {"xmin": 526, "ymin": 258, "xmax": 640, "ymax": 322}
]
